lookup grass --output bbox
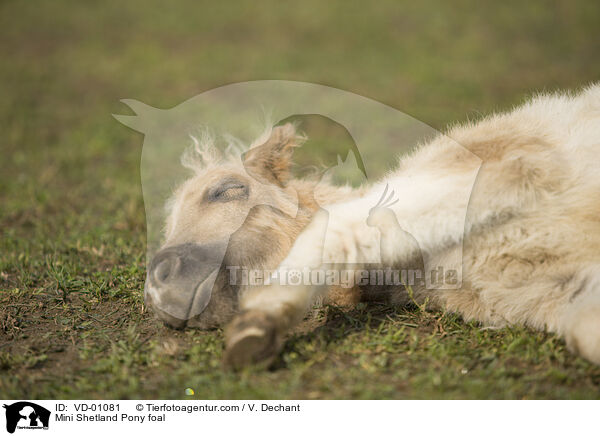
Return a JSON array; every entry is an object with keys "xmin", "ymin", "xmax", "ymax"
[{"xmin": 1, "ymin": 0, "xmax": 599, "ymax": 399}]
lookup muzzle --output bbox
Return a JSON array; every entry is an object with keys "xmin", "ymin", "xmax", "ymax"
[{"xmin": 144, "ymin": 242, "xmax": 227, "ymax": 328}]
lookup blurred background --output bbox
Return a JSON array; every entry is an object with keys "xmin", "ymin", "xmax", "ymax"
[
  {"xmin": 1, "ymin": 0, "xmax": 599, "ymax": 398},
  {"xmin": 2, "ymin": 0, "xmax": 599, "ymax": 244}
]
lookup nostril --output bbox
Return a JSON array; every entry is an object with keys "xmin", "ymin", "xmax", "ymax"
[{"xmin": 153, "ymin": 257, "xmax": 181, "ymax": 285}]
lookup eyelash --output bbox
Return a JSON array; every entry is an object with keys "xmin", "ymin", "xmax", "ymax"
[{"xmin": 208, "ymin": 183, "xmax": 249, "ymax": 202}]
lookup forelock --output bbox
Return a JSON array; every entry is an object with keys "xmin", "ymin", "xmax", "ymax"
[{"xmin": 180, "ymin": 126, "xmax": 275, "ymax": 173}]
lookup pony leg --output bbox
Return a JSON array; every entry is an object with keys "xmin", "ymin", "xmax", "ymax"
[
  {"xmin": 224, "ymin": 203, "xmax": 378, "ymax": 368},
  {"xmin": 562, "ymin": 266, "xmax": 600, "ymax": 364}
]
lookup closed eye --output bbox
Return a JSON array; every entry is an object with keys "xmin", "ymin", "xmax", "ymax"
[{"xmin": 206, "ymin": 179, "xmax": 249, "ymax": 202}]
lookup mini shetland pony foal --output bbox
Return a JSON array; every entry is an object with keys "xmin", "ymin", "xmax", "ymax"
[{"xmin": 145, "ymin": 85, "xmax": 600, "ymax": 368}]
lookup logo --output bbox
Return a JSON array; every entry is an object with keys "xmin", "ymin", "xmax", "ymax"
[
  {"xmin": 116, "ymin": 80, "xmax": 481, "ymax": 320},
  {"xmin": 2, "ymin": 402, "xmax": 50, "ymax": 434}
]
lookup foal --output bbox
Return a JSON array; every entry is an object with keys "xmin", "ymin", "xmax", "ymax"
[{"xmin": 145, "ymin": 84, "xmax": 600, "ymax": 368}]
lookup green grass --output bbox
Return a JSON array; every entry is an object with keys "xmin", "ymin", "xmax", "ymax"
[{"xmin": 1, "ymin": 0, "xmax": 599, "ymax": 399}]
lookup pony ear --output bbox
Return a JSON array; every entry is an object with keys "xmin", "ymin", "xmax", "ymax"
[{"xmin": 243, "ymin": 123, "xmax": 304, "ymax": 185}]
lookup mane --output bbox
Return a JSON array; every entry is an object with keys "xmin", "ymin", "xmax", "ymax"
[{"xmin": 180, "ymin": 122, "xmax": 279, "ymax": 173}]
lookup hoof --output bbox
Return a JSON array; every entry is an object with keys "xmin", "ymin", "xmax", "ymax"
[{"xmin": 223, "ymin": 310, "xmax": 282, "ymax": 369}]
